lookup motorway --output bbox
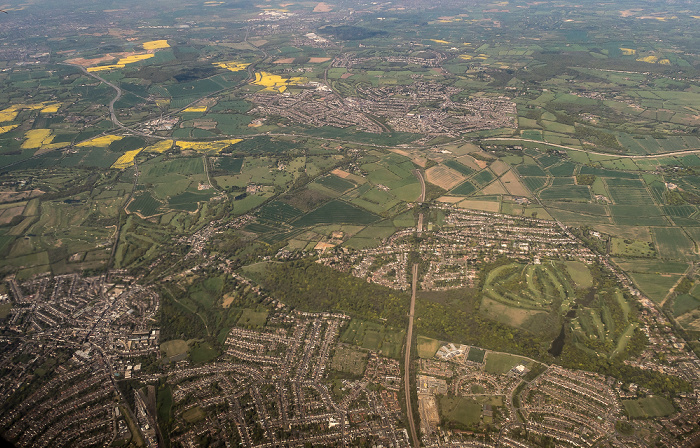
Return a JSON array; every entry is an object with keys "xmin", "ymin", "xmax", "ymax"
[
  {"xmin": 404, "ymin": 169, "xmax": 426, "ymax": 448},
  {"xmin": 483, "ymin": 137, "xmax": 700, "ymax": 159},
  {"xmin": 404, "ymin": 263, "xmax": 420, "ymax": 448}
]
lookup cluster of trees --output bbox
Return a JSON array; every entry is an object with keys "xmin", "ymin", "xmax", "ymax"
[{"xmin": 258, "ymin": 260, "xmax": 410, "ymax": 327}]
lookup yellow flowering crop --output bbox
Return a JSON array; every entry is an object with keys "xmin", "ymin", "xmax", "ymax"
[
  {"xmin": 21, "ymin": 129, "xmax": 61, "ymax": 149},
  {"xmin": 637, "ymin": 55, "xmax": 659, "ymax": 63},
  {"xmin": 214, "ymin": 61, "xmax": 250, "ymax": 72},
  {"xmin": 143, "ymin": 40, "xmax": 169, "ymax": 50},
  {"xmin": 176, "ymin": 139, "xmax": 242, "ymax": 154},
  {"xmin": 76, "ymin": 135, "xmax": 123, "ymax": 147},
  {"xmin": 183, "ymin": 106, "xmax": 208, "ymax": 113},
  {"xmin": 87, "ymin": 54, "xmax": 155, "ymax": 72},
  {"xmin": 0, "ymin": 124, "xmax": 18, "ymax": 134},
  {"xmin": 144, "ymin": 140, "xmax": 174, "ymax": 153},
  {"xmin": 112, "ymin": 149, "xmax": 143, "ymax": 169},
  {"xmin": 251, "ymin": 72, "xmax": 305, "ymax": 93}
]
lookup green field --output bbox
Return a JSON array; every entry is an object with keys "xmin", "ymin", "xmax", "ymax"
[
  {"xmin": 484, "ymin": 352, "xmax": 529, "ymax": 374},
  {"xmin": 168, "ymin": 191, "xmax": 214, "ymax": 212},
  {"xmin": 472, "ymin": 170, "xmax": 495, "ymax": 186},
  {"xmin": 466, "ymin": 347, "xmax": 485, "ymax": 363},
  {"xmin": 438, "ymin": 396, "xmax": 482, "ymax": 426},
  {"xmin": 217, "ymin": 157, "xmax": 244, "ymax": 173},
  {"xmin": 128, "ymin": 192, "xmax": 162, "ymax": 217},
  {"xmin": 630, "ymin": 273, "xmax": 681, "ymax": 303},
  {"xmin": 315, "ymin": 174, "xmax": 356, "ymax": 193},
  {"xmin": 189, "ymin": 341, "xmax": 220, "ymax": 364},
  {"xmin": 612, "ymin": 238, "xmax": 656, "ymax": 258},
  {"xmin": 161, "ymin": 339, "xmax": 189, "ymax": 358},
  {"xmin": 0, "ymin": 303, "xmax": 12, "ymax": 319},
  {"xmin": 182, "ymin": 406, "xmax": 206, "ymax": 424},
  {"xmin": 450, "ymin": 181, "xmax": 477, "ymax": 196},
  {"xmin": 564, "ymin": 261, "xmax": 594, "ymax": 289},
  {"xmin": 417, "ymin": 336, "xmax": 441, "ymax": 359},
  {"xmin": 293, "ymin": 200, "xmax": 381, "ymax": 227},
  {"xmin": 340, "ymin": 319, "xmax": 405, "ymax": 359},
  {"xmin": 237, "ymin": 308, "xmax": 268, "ymax": 328},
  {"xmin": 673, "ymin": 294, "xmax": 700, "ymax": 317},
  {"xmin": 653, "ymin": 227, "xmax": 695, "ymax": 260},
  {"xmin": 444, "ymin": 160, "xmax": 474, "ymax": 176},
  {"xmin": 256, "ymin": 201, "xmax": 303, "ymax": 223},
  {"xmin": 623, "ymin": 397, "xmax": 675, "ymax": 418}
]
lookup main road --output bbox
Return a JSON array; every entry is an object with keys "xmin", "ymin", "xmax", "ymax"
[
  {"xmin": 404, "ymin": 263, "xmax": 420, "ymax": 448},
  {"xmin": 404, "ymin": 169, "xmax": 426, "ymax": 448}
]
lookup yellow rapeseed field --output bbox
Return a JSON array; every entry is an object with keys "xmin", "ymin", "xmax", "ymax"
[
  {"xmin": 637, "ymin": 55, "xmax": 659, "ymax": 63},
  {"xmin": 659, "ymin": 59, "xmax": 671, "ymax": 65},
  {"xmin": 40, "ymin": 103, "xmax": 61, "ymax": 113},
  {"xmin": 430, "ymin": 39, "xmax": 450, "ymax": 44},
  {"xmin": 144, "ymin": 140, "xmax": 173, "ymax": 153},
  {"xmin": 0, "ymin": 107, "xmax": 19, "ymax": 122},
  {"xmin": 143, "ymin": 40, "xmax": 170, "ymax": 50},
  {"xmin": 183, "ymin": 106, "xmax": 208, "ymax": 113},
  {"xmin": 460, "ymin": 55, "xmax": 473, "ymax": 60},
  {"xmin": 0, "ymin": 102, "xmax": 59, "ymax": 121},
  {"xmin": 214, "ymin": 61, "xmax": 250, "ymax": 72},
  {"xmin": 251, "ymin": 72, "xmax": 305, "ymax": 93},
  {"xmin": 76, "ymin": 135, "xmax": 123, "ymax": 147},
  {"xmin": 87, "ymin": 54, "xmax": 154, "ymax": 72},
  {"xmin": 21, "ymin": 129, "xmax": 62, "ymax": 150},
  {"xmin": 111, "ymin": 149, "xmax": 143, "ymax": 169},
  {"xmin": 176, "ymin": 139, "xmax": 242, "ymax": 154},
  {"xmin": 0, "ymin": 124, "xmax": 18, "ymax": 134},
  {"xmin": 620, "ymin": 48, "xmax": 636, "ymax": 55}
]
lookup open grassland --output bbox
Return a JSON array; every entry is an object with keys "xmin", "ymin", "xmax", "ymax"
[
  {"xmin": 438, "ymin": 396, "xmax": 482, "ymax": 426},
  {"xmin": 623, "ymin": 397, "xmax": 675, "ymax": 418},
  {"xmin": 653, "ymin": 227, "xmax": 696, "ymax": 260},
  {"xmin": 237, "ymin": 308, "xmax": 269, "ymax": 328},
  {"xmin": 673, "ymin": 294, "xmax": 700, "ymax": 317},
  {"xmin": 630, "ymin": 272, "xmax": 681, "ymax": 303},
  {"xmin": 484, "ymin": 352, "xmax": 530, "ymax": 374},
  {"xmin": 340, "ymin": 319, "xmax": 404, "ymax": 359},
  {"xmin": 417, "ymin": 336, "xmax": 441, "ymax": 359},
  {"xmin": 293, "ymin": 200, "xmax": 380, "ymax": 227},
  {"xmin": 161, "ymin": 339, "xmax": 189, "ymax": 358}
]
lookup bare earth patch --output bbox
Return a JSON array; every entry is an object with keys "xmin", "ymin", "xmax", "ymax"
[
  {"xmin": 274, "ymin": 58, "xmax": 295, "ymax": 64},
  {"xmin": 500, "ymin": 170, "xmax": 532, "ymax": 197},
  {"xmin": 331, "ymin": 168, "xmax": 352, "ymax": 178},
  {"xmin": 222, "ymin": 293, "xmax": 236, "ymax": 308},
  {"xmin": 481, "ymin": 180, "xmax": 508, "ymax": 195},
  {"xmin": 309, "ymin": 57, "xmax": 331, "ymax": 63},
  {"xmin": 457, "ymin": 199, "xmax": 501, "ymax": 213},
  {"xmin": 425, "ymin": 165, "xmax": 465, "ymax": 190},
  {"xmin": 313, "ymin": 2, "xmax": 332, "ymax": 12}
]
